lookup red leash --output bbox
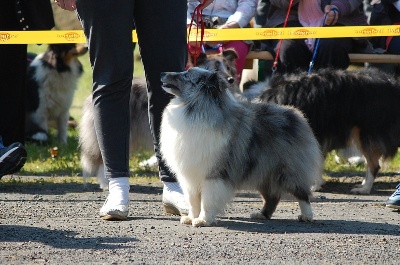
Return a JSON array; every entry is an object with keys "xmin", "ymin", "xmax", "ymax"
[
  {"xmin": 188, "ymin": 3, "xmax": 205, "ymax": 67},
  {"xmin": 272, "ymin": 0, "xmax": 294, "ymax": 72}
]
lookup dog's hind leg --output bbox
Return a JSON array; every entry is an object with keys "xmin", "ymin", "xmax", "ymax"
[
  {"xmin": 250, "ymin": 188, "xmax": 280, "ymax": 220},
  {"xmin": 57, "ymin": 112, "xmax": 69, "ymax": 144},
  {"xmin": 292, "ymin": 188, "xmax": 314, "ymax": 222},
  {"xmin": 350, "ymin": 152, "xmax": 381, "ymax": 194},
  {"xmin": 192, "ymin": 179, "xmax": 234, "ymax": 227}
]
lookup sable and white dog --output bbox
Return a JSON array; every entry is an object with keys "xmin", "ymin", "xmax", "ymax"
[
  {"xmin": 78, "ymin": 50, "xmax": 241, "ymax": 190},
  {"xmin": 25, "ymin": 44, "xmax": 88, "ymax": 144},
  {"xmin": 159, "ymin": 67, "xmax": 323, "ymax": 227},
  {"xmin": 248, "ymin": 67, "xmax": 400, "ymax": 194}
]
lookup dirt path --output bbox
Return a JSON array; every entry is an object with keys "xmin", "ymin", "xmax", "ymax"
[{"xmin": 0, "ymin": 175, "xmax": 399, "ymax": 265}]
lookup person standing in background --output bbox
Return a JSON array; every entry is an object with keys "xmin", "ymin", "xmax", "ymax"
[{"xmin": 0, "ymin": 0, "xmax": 54, "ymax": 177}]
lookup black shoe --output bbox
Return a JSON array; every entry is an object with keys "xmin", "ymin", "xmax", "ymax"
[{"xmin": 0, "ymin": 142, "xmax": 27, "ymax": 179}]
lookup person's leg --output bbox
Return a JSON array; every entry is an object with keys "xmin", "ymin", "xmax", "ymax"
[
  {"xmin": 134, "ymin": 0, "xmax": 188, "ymax": 215},
  {"xmin": 76, "ymin": 0, "xmax": 135, "ymax": 220},
  {"xmin": 222, "ymin": 41, "xmax": 250, "ymax": 82},
  {"xmin": 0, "ymin": 1, "xmax": 27, "ymax": 146}
]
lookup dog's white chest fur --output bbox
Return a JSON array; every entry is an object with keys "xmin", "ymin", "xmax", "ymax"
[
  {"xmin": 161, "ymin": 101, "xmax": 228, "ymax": 186},
  {"xmin": 32, "ymin": 57, "xmax": 80, "ymax": 118}
]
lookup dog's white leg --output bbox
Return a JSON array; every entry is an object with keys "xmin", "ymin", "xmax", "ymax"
[
  {"xmin": 311, "ymin": 174, "xmax": 326, "ymax": 192},
  {"xmin": 192, "ymin": 179, "xmax": 234, "ymax": 227},
  {"xmin": 298, "ymin": 200, "xmax": 314, "ymax": 222},
  {"xmin": 351, "ymin": 153, "xmax": 380, "ymax": 194},
  {"xmin": 180, "ymin": 190, "xmax": 201, "ymax": 225},
  {"xmin": 30, "ymin": 112, "xmax": 49, "ymax": 142},
  {"xmin": 97, "ymin": 164, "xmax": 109, "ymax": 191},
  {"xmin": 350, "ymin": 168, "xmax": 374, "ymax": 194},
  {"xmin": 57, "ymin": 112, "xmax": 69, "ymax": 144}
]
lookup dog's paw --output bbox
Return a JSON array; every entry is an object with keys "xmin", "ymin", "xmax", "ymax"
[
  {"xmin": 180, "ymin": 216, "xmax": 193, "ymax": 225},
  {"xmin": 298, "ymin": 214, "xmax": 314, "ymax": 222},
  {"xmin": 30, "ymin": 132, "xmax": 49, "ymax": 143},
  {"xmin": 192, "ymin": 217, "xmax": 214, "ymax": 227},
  {"xmin": 312, "ymin": 178, "xmax": 326, "ymax": 192},
  {"xmin": 192, "ymin": 218, "xmax": 217, "ymax": 227},
  {"xmin": 350, "ymin": 186, "xmax": 371, "ymax": 195},
  {"xmin": 192, "ymin": 218, "xmax": 208, "ymax": 227},
  {"xmin": 250, "ymin": 211, "xmax": 267, "ymax": 220}
]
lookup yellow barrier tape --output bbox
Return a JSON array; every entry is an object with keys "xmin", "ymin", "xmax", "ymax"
[{"xmin": 1, "ymin": 26, "xmax": 400, "ymax": 44}]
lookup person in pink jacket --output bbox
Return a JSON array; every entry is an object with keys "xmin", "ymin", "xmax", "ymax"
[{"xmin": 187, "ymin": 0, "xmax": 257, "ymax": 82}]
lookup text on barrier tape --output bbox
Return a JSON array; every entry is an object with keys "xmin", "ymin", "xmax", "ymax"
[{"xmin": 0, "ymin": 26, "xmax": 400, "ymax": 44}]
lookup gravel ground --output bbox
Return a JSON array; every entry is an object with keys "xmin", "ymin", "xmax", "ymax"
[{"xmin": 0, "ymin": 175, "xmax": 399, "ymax": 265}]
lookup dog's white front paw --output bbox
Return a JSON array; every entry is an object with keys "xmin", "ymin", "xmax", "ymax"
[
  {"xmin": 192, "ymin": 217, "xmax": 216, "ymax": 227},
  {"xmin": 298, "ymin": 214, "xmax": 314, "ymax": 222},
  {"xmin": 250, "ymin": 211, "xmax": 267, "ymax": 220},
  {"xmin": 31, "ymin": 132, "xmax": 48, "ymax": 142},
  {"xmin": 180, "ymin": 216, "xmax": 192, "ymax": 225}
]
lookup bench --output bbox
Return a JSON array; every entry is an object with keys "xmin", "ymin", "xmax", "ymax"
[
  {"xmin": 245, "ymin": 51, "xmax": 400, "ymax": 64},
  {"xmin": 240, "ymin": 51, "xmax": 400, "ymax": 86}
]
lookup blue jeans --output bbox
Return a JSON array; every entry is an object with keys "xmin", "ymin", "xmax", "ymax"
[{"xmin": 76, "ymin": 0, "xmax": 187, "ymax": 181}]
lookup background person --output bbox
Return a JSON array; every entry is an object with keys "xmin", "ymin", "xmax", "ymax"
[
  {"xmin": 0, "ymin": 0, "xmax": 54, "ymax": 177},
  {"xmin": 187, "ymin": 0, "xmax": 257, "ymax": 82}
]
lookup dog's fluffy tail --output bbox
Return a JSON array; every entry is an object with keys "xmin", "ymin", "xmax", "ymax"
[{"xmin": 78, "ymin": 96, "xmax": 107, "ymax": 190}]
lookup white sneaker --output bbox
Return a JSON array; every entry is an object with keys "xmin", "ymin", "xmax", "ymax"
[
  {"xmin": 162, "ymin": 182, "xmax": 188, "ymax": 216},
  {"xmin": 99, "ymin": 198, "xmax": 129, "ymax": 220},
  {"xmin": 99, "ymin": 177, "xmax": 130, "ymax": 221}
]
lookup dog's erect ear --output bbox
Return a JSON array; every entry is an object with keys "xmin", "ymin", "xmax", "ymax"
[{"xmin": 222, "ymin": 49, "xmax": 238, "ymax": 62}]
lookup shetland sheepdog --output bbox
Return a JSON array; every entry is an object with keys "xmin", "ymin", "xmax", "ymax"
[
  {"xmin": 246, "ymin": 67, "xmax": 400, "ymax": 194},
  {"xmin": 26, "ymin": 44, "xmax": 88, "ymax": 144}
]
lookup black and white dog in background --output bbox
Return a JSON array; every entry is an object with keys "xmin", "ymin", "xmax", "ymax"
[
  {"xmin": 246, "ymin": 67, "xmax": 400, "ymax": 194},
  {"xmin": 25, "ymin": 44, "xmax": 88, "ymax": 144}
]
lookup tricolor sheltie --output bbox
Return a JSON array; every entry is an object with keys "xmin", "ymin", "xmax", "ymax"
[
  {"xmin": 248, "ymin": 67, "xmax": 400, "ymax": 194},
  {"xmin": 25, "ymin": 44, "xmax": 88, "ymax": 144},
  {"xmin": 160, "ymin": 67, "xmax": 322, "ymax": 226}
]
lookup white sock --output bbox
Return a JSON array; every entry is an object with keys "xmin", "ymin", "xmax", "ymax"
[
  {"xmin": 108, "ymin": 177, "xmax": 130, "ymax": 205},
  {"xmin": 163, "ymin": 181, "xmax": 183, "ymax": 194}
]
